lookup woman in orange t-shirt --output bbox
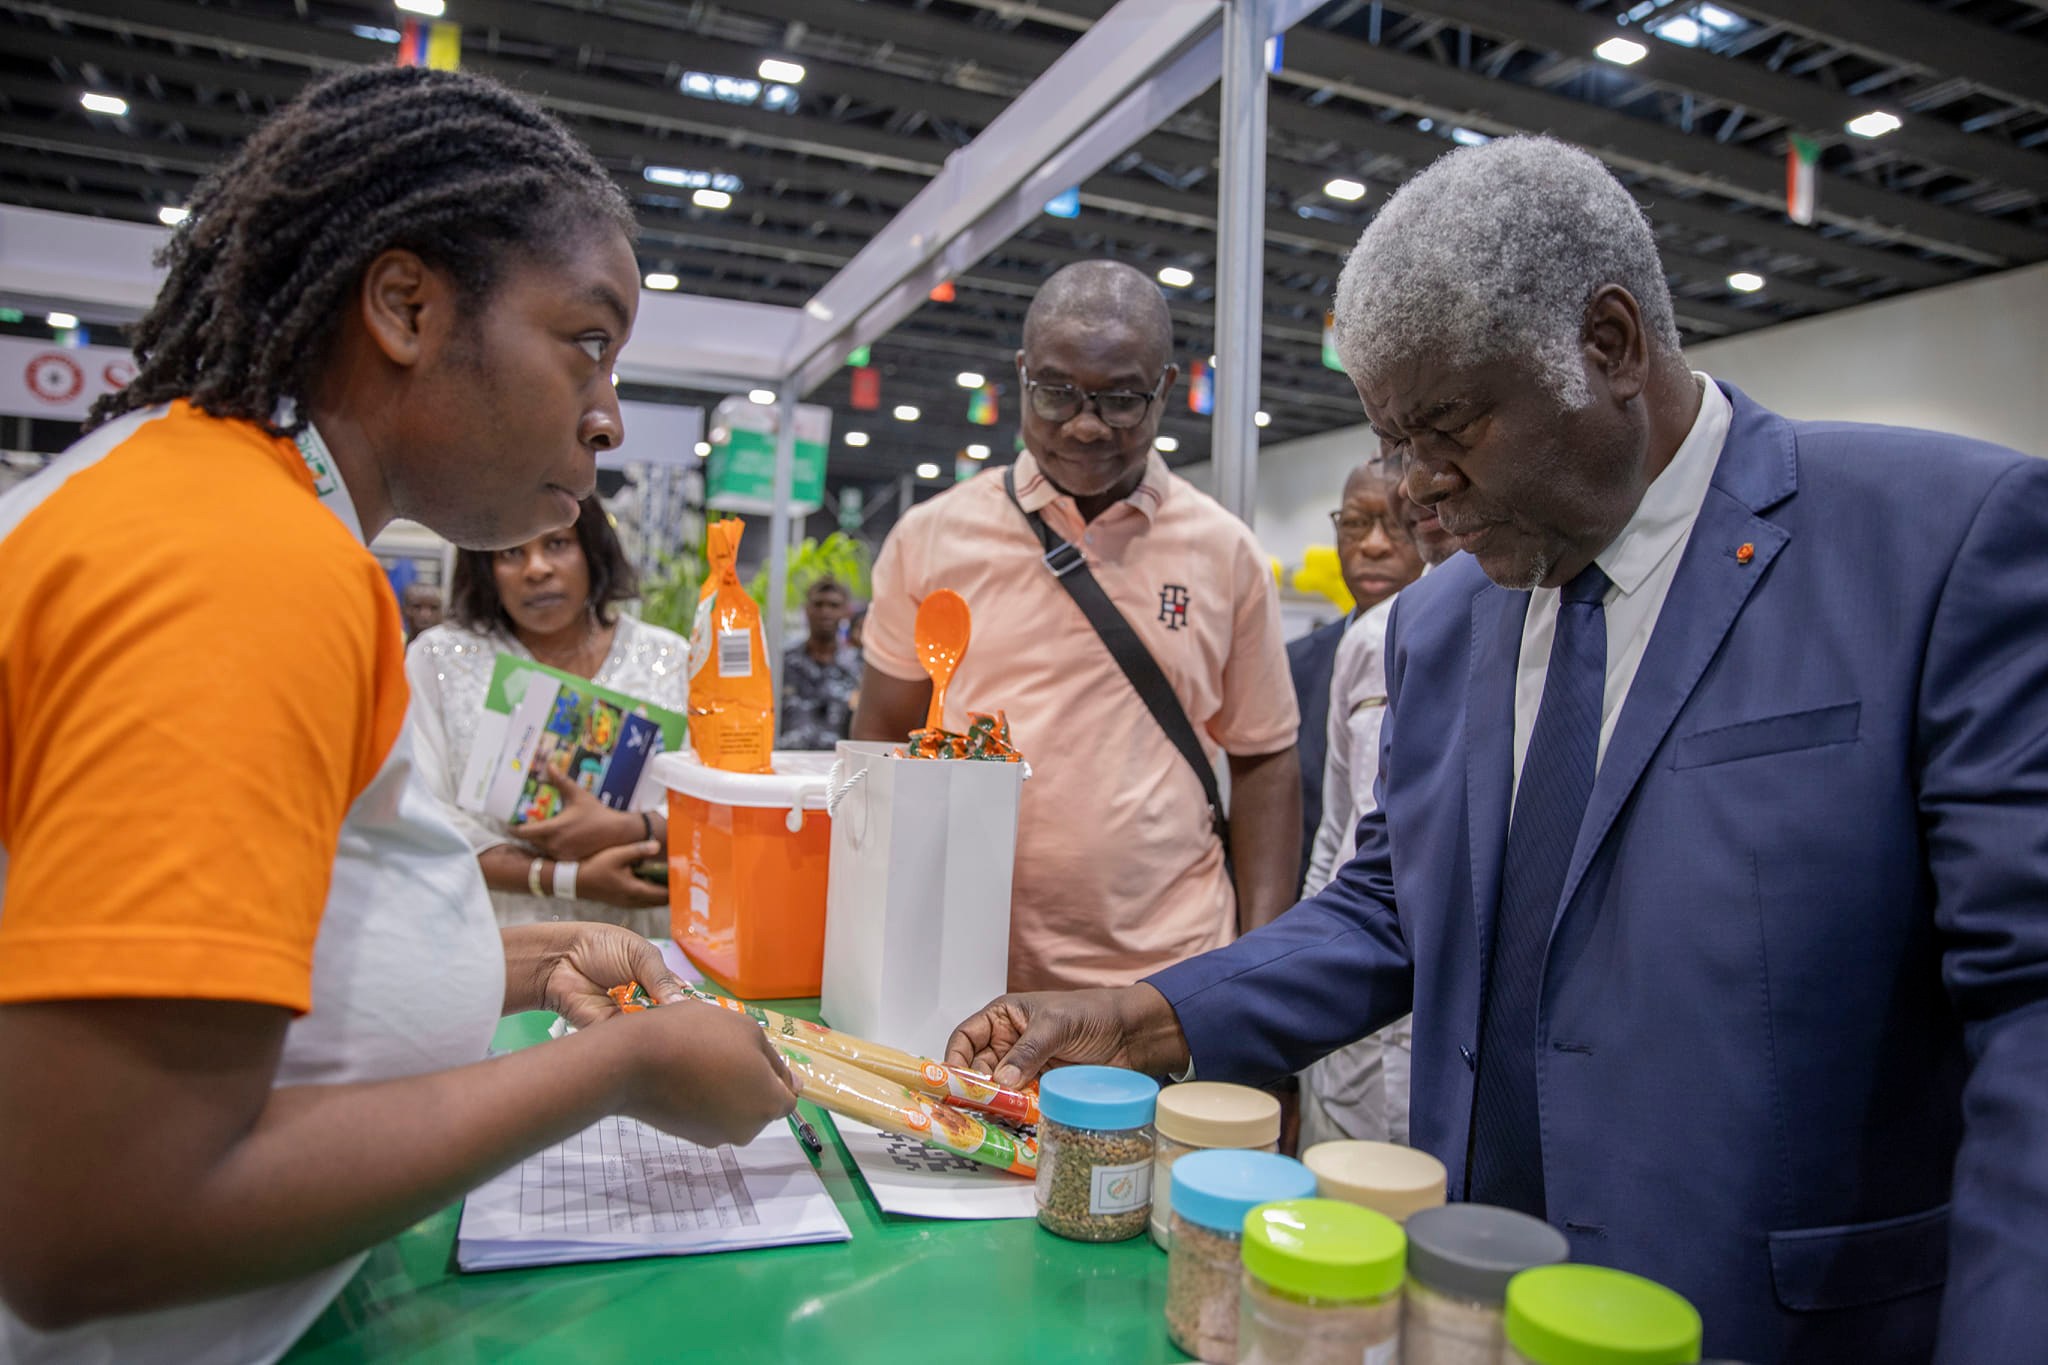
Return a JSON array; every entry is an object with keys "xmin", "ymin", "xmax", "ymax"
[{"xmin": 0, "ymin": 69, "xmax": 796, "ymax": 1363}]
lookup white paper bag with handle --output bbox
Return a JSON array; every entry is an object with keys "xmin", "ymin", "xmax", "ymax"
[{"xmin": 820, "ymin": 740, "xmax": 1025, "ymax": 1057}]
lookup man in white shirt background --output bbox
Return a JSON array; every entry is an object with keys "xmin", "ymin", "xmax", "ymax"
[{"xmin": 1299, "ymin": 473, "xmax": 1455, "ymax": 1147}]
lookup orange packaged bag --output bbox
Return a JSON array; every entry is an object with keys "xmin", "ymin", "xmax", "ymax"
[{"xmin": 687, "ymin": 518, "xmax": 774, "ymax": 773}]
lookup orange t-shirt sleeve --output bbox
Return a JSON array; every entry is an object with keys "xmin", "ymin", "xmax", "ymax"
[{"xmin": 0, "ymin": 463, "xmax": 405, "ymax": 1012}]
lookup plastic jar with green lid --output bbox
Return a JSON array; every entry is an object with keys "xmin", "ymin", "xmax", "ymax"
[
  {"xmin": 1402, "ymin": 1202, "xmax": 1570, "ymax": 1365},
  {"xmin": 1504, "ymin": 1264, "xmax": 1703, "ymax": 1365},
  {"xmin": 1237, "ymin": 1198, "xmax": 1407, "ymax": 1365},
  {"xmin": 1302, "ymin": 1138, "xmax": 1448, "ymax": 1223},
  {"xmin": 1150, "ymin": 1082, "xmax": 1282, "ymax": 1249}
]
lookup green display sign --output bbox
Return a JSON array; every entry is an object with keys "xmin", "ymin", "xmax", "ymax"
[{"xmin": 705, "ymin": 411, "xmax": 828, "ymax": 515}]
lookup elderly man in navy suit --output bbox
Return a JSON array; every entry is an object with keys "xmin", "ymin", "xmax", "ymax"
[{"xmin": 947, "ymin": 136, "xmax": 2048, "ymax": 1364}]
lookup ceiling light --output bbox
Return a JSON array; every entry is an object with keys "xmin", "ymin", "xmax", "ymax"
[
  {"xmin": 157, "ymin": 205, "xmax": 189, "ymax": 226},
  {"xmin": 749, "ymin": 389, "xmax": 776, "ymax": 405},
  {"xmin": 758, "ymin": 58, "xmax": 806, "ymax": 85},
  {"xmin": 915, "ymin": 462, "xmax": 941, "ymax": 479},
  {"xmin": 1595, "ymin": 36, "xmax": 1647, "ymax": 65},
  {"xmin": 46, "ymin": 311, "xmax": 78, "ymax": 330},
  {"xmin": 845, "ymin": 431, "xmax": 870, "ymax": 447},
  {"xmin": 80, "ymin": 92, "xmax": 128, "ymax": 116},
  {"xmin": 692, "ymin": 188, "xmax": 732, "ymax": 210},
  {"xmin": 1254, "ymin": 410, "xmax": 1271, "ymax": 428},
  {"xmin": 964, "ymin": 444, "xmax": 991, "ymax": 460},
  {"xmin": 893, "ymin": 405, "xmax": 921, "ymax": 422},
  {"xmin": 1450, "ymin": 127, "xmax": 1489, "ymax": 147},
  {"xmin": 395, "ymin": 0, "xmax": 445, "ymax": 14},
  {"xmin": 1154, "ymin": 436, "xmax": 1180, "ymax": 453},
  {"xmin": 643, "ymin": 272, "xmax": 680, "ymax": 291},
  {"xmin": 1156, "ymin": 266, "xmax": 1195, "ymax": 288},
  {"xmin": 1846, "ymin": 111, "xmax": 1902, "ymax": 139},
  {"xmin": 1650, "ymin": 14, "xmax": 1703, "ymax": 46},
  {"xmin": 1695, "ymin": 4, "xmax": 1744, "ymax": 31},
  {"xmin": 955, "ymin": 371, "xmax": 985, "ymax": 389},
  {"xmin": 644, "ymin": 166, "xmax": 742, "ymax": 193},
  {"xmin": 1323, "ymin": 177, "xmax": 1367, "ymax": 201},
  {"xmin": 694, "ymin": 441, "xmax": 711, "ymax": 456},
  {"xmin": 804, "ymin": 299, "xmax": 834, "ymax": 321},
  {"xmin": 1727, "ymin": 271, "xmax": 1765, "ymax": 293}
]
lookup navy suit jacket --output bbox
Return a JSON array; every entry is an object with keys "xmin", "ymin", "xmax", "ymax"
[
  {"xmin": 1149, "ymin": 386, "xmax": 2048, "ymax": 1363},
  {"xmin": 1287, "ymin": 616, "xmax": 1348, "ymax": 890}
]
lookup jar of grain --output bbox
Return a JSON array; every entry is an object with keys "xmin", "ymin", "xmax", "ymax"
[
  {"xmin": 1034, "ymin": 1066, "xmax": 1160, "ymax": 1243},
  {"xmin": 1402, "ymin": 1203, "xmax": 1569, "ymax": 1365},
  {"xmin": 1237, "ymin": 1198, "xmax": 1406, "ymax": 1365},
  {"xmin": 1163, "ymin": 1149, "xmax": 1317, "ymax": 1363},
  {"xmin": 1302, "ymin": 1138, "xmax": 1448, "ymax": 1223},
  {"xmin": 1150, "ymin": 1082, "xmax": 1282, "ymax": 1249},
  {"xmin": 1503, "ymin": 1264, "xmax": 1702, "ymax": 1365}
]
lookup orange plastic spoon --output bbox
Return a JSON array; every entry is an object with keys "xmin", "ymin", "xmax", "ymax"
[{"xmin": 915, "ymin": 589, "xmax": 972, "ymax": 731}]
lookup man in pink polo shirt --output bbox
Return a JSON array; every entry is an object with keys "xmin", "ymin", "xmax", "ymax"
[{"xmin": 854, "ymin": 260, "xmax": 1301, "ymax": 991}]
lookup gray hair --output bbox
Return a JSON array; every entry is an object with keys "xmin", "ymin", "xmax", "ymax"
[
  {"xmin": 1023, "ymin": 259, "xmax": 1175, "ymax": 371},
  {"xmin": 1333, "ymin": 136, "xmax": 1681, "ymax": 407}
]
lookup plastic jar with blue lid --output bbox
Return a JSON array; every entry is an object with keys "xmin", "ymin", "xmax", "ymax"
[
  {"xmin": 1163, "ymin": 1148, "xmax": 1318, "ymax": 1363},
  {"xmin": 1033, "ymin": 1066, "xmax": 1161, "ymax": 1242}
]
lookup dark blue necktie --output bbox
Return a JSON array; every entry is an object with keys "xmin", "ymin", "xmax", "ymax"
[{"xmin": 1469, "ymin": 561, "xmax": 1611, "ymax": 1217}]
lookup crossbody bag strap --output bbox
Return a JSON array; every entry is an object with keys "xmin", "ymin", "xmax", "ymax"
[{"xmin": 1003, "ymin": 466, "xmax": 1231, "ymax": 857}]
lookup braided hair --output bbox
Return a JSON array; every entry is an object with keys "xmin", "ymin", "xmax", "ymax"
[{"xmin": 88, "ymin": 65, "xmax": 634, "ymax": 433}]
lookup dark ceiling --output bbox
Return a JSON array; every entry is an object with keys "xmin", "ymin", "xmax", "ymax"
[{"xmin": 3, "ymin": 0, "xmax": 2045, "ymax": 508}]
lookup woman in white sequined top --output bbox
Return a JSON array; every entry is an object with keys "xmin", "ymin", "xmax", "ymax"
[{"xmin": 406, "ymin": 496, "xmax": 686, "ymax": 938}]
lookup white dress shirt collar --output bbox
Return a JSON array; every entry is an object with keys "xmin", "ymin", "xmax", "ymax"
[{"xmin": 1593, "ymin": 374, "xmax": 1730, "ymax": 601}]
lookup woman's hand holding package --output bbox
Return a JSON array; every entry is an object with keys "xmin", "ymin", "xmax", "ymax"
[
  {"xmin": 502, "ymin": 921, "xmax": 690, "ymax": 1026},
  {"xmin": 574, "ymin": 840, "xmax": 671, "ymax": 909},
  {"xmin": 519, "ymin": 762, "xmax": 650, "ymax": 862},
  {"xmin": 944, "ymin": 983, "xmax": 1192, "ymax": 1088},
  {"xmin": 622, "ymin": 1002, "xmax": 803, "ymax": 1148}
]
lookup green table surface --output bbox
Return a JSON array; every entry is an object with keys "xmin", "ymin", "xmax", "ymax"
[{"xmin": 283, "ymin": 1000, "xmax": 1195, "ymax": 1365}]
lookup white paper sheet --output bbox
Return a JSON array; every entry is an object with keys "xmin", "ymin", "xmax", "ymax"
[
  {"xmin": 457, "ymin": 1115, "xmax": 848, "ymax": 1270},
  {"xmin": 833, "ymin": 1116, "xmax": 1038, "ymax": 1220}
]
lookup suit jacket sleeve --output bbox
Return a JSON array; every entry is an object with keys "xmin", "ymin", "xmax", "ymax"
[
  {"xmin": 1927, "ymin": 459, "xmax": 2048, "ymax": 1363},
  {"xmin": 1147, "ymin": 599, "xmax": 1415, "ymax": 1085}
]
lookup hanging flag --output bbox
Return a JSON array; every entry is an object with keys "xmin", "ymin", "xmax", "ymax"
[
  {"xmin": 845, "ymin": 345, "xmax": 870, "ymax": 368},
  {"xmin": 1264, "ymin": 34, "xmax": 1285, "ymax": 74},
  {"xmin": 1321, "ymin": 311, "xmax": 1344, "ymax": 372},
  {"xmin": 967, "ymin": 384, "xmax": 998, "ymax": 426},
  {"xmin": 1043, "ymin": 187, "xmax": 1081, "ymax": 219},
  {"xmin": 1188, "ymin": 359, "xmax": 1215, "ymax": 415},
  {"xmin": 397, "ymin": 19, "xmax": 461, "ymax": 70},
  {"xmin": 928, "ymin": 281, "xmax": 956, "ymax": 303},
  {"xmin": 954, "ymin": 455, "xmax": 980, "ymax": 483},
  {"xmin": 849, "ymin": 366, "xmax": 881, "ymax": 411},
  {"xmin": 1786, "ymin": 134, "xmax": 1819, "ymax": 226}
]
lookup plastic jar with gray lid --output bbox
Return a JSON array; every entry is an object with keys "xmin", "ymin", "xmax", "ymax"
[{"xmin": 1401, "ymin": 1203, "xmax": 1570, "ymax": 1365}]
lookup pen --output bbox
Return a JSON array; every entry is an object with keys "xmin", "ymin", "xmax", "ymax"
[{"xmin": 789, "ymin": 1114, "xmax": 824, "ymax": 1157}]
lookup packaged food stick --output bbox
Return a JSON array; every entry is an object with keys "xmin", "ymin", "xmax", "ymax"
[
  {"xmin": 777, "ymin": 1044, "xmax": 1038, "ymax": 1178},
  {"xmin": 687, "ymin": 518, "xmax": 773, "ymax": 773},
  {"xmin": 681, "ymin": 984, "xmax": 1041, "ymax": 1125}
]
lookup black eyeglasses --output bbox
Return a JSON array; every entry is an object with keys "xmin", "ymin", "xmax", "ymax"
[
  {"xmin": 1329, "ymin": 508, "xmax": 1403, "ymax": 545},
  {"xmin": 1021, "ymin": 367, "xmax": 1168, "ymax": 429}
]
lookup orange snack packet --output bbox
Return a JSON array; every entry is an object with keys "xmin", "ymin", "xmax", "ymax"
[{"xmin": 687, "ymin": 518, "xmax": 774, "ymax": 773}]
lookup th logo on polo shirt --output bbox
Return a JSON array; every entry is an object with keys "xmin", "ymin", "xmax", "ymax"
[{"xmin": 1158, "ymin": 584, "xmax": 1191, "ymax": 630}]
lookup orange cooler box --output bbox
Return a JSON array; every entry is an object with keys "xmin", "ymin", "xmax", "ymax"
[{"xmin": 650, "ymin": 750, "xmax": 835, "ymax": 999}]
